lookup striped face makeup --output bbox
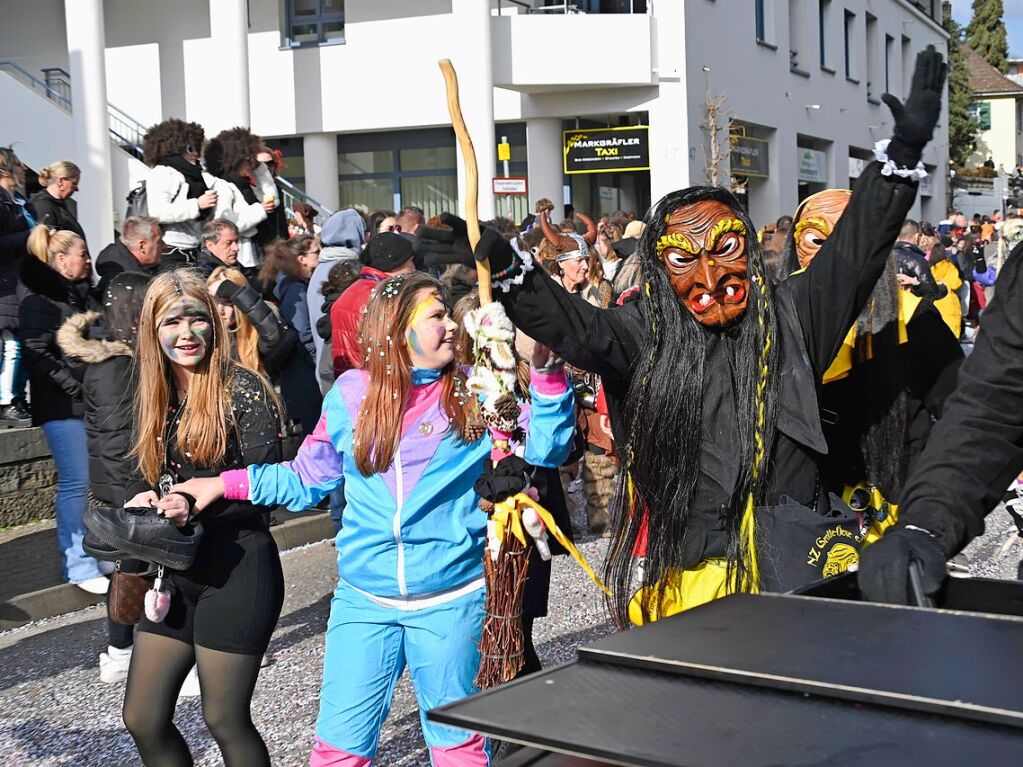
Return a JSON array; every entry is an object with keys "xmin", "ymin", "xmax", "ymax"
[
  {"xmin": 158, "ymin": 297, "xmax": 213, "ymax": 367},
  {"xmin": 405, "ymin": 289, "xmax": 456, "ymax": 370},
  {"xmin": 659, "ymin": 200, "xmax": 749, "ymax": 328}
]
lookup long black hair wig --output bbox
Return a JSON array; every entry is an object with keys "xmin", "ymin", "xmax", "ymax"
[{"xmin": 604, "ymin": 186, "xmax": 780, "ymax": 627}]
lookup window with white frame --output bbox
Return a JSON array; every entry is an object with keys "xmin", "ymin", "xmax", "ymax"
[{"xmin": 285, "ymin": 0, "xmax": 345, "ymax": 47}]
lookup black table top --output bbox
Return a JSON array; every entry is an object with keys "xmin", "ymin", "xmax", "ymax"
[
  {"xmin": 580, "ymin": 593, "xmax": 1023, "ymax": 727},
  {"xmin": 433, "ymin": 659, "xmax": 1023, "ymax": 766}
]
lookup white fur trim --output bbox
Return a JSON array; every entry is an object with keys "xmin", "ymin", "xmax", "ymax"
[{"xmin": 873, "ymin": 139, "xmax": 928, "ymax": 182}]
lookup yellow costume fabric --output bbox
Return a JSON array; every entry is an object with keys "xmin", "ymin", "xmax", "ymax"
[
  {"xmin": 930, "ymin": 259, "xmax": 962, "ymax": 339},
  {"xmin": 628, "ymin": 559, "xmax": 732, "ymax": 626},
  {"xmin": 822, "ymin": 290, "xmax": 922, "ymax": 384}
]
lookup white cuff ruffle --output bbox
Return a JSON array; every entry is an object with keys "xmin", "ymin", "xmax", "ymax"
[
  {"xmin": 873, "ymin": 139, "xmax": 928, "ymax": 182},
  {"xmin": 493, "ymin": 241, "xmax": 535, "ymax": 294}
]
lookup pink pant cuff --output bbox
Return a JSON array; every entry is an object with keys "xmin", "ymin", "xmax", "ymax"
[
  {"xmin": 431, "ymin": 733, "xmax": 489, "ymax": 766},
  {"xmin": 220, "ymin": 468, "xmax": 250, "ymax": 501},
  {"xmin": 530, "ymin": 369, "xmax": 568, "ymax": 396},
  {"xmin": 310, "ymin": 737, "xmax": 371, "ymax": 767}
]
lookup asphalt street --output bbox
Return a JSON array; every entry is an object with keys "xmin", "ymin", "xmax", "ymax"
[
  {"xmin": 0, "ymin": 536, "xmax": 614, "ymax": 767},
  {"xmin": 1, "ymin": 506, "xmax": 1020, "ymax": 767}
]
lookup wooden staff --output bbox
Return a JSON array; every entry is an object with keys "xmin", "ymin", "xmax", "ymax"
[{"xmin": 438, "ymin": 58, "xmax": 490, "ymax": 306}]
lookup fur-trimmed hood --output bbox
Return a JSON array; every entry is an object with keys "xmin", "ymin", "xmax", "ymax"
[{"xmin": 57, "ymin": 311, "xmax": 133, "ymax": 364}]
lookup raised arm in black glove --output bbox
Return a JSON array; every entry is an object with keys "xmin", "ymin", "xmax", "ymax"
[{"xmin": 881, "ymin": 44, "xmax": 947, "ymax": 170}]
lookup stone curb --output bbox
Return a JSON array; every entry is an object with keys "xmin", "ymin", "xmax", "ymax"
[{"xmin": 0, "ymin": 512, "xmax": 335, "ymax": 633}]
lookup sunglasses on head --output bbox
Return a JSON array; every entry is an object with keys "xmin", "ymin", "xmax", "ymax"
[{"xmin": 387, "ymin": 224, "xmax": 402, "ymax": 233}]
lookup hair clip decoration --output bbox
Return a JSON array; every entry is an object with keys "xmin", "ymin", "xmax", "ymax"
[{"xmin": 381, "ymin": 275, "xmax": 408, "ymax": 298}]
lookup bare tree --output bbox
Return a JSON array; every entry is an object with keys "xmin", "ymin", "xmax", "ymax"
[{"xmin": 700, "ymin": 91, "xmax": 733, "ymax": 186}]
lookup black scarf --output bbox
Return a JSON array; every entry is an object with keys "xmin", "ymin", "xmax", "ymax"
[
  {"xmin": 157, "ymin": 156, "xmax": 209, "ymax": 200},
  {"xmin": 225, "ymin": 171, "xmax": 258, "ymax": 206}
]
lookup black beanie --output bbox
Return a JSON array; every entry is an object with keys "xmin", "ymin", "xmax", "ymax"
[{"xmin": 360, "ymin": 232, "xmax": 414, "ymax": 271}]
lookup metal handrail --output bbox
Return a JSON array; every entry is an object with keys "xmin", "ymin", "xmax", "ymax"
[
  {"xmin": 277, "ymin": 176, "xmax": 335, "ymax": 218},
  {"xmin": 0, "ymin": 59, "xmax": 146, "ymax": 159}
]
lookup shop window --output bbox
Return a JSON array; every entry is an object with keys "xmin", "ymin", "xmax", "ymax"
[
  {"xmin": 399, "ymin": 147, "xmax": 457, "ymax": 172},
  {"xmin": 340, "ymin": 178, "xmax": 394, "ymax": 213},
  {"xmin": 400, "ymin": 175, "xmax": 458, "ymax": 221},
  {"xmin": 285, "ymin": 0, "xmax": 345, "ymax": 48},
  {"xmin": 339, "ymin": 150, "xmax": 393, "ymax": 175}
]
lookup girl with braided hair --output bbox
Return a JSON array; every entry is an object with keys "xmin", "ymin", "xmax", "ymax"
[{"xmin": 459, "ymin": 46, "xmax": 946, "ymax": 625}]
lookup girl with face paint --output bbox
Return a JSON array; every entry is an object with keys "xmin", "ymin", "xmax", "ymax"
[
  {"xmin": 119, "ymin": 271, "xmax": 285, "ymax": 767},
  {"xmin": 168, "ymin": 272, "xmax": 576, "ymax": 765}
]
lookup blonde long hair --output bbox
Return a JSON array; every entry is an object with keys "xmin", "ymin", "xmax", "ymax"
[
  {"xmin": 207, "ymin": 266, "xmax": 264, "ymax": 377},
  {"xmin": 352, "ymin": 272, "xmax": 478, "ymax": 476},
  {"xmin": 131, "ymin": 271, "xmax": 236, "ymax": 484}
]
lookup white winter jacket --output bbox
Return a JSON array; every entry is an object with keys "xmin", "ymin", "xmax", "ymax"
[
  {"xmin": 145, "ymin": 165, "xmax": 218, "ymax": 250},
  {"xmin": 211, "ymin": 162, "xmax": 278, "ymax": 268}
]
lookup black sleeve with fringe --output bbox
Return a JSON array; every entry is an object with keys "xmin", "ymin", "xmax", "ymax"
[
  {"xmin": 897, "ymin": 243, "xmax": 1023, "ymax": 557},
  {"xmin": 787, "ymin": 162, "xmax": 919, "ymax": 378},
  {"xmin": 495, "ymin": 262, "xmax": 643, "ymax": 386}
]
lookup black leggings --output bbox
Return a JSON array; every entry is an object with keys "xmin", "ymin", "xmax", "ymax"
[{"xmin": 122, "ymin": 632, "xmax": 269, "ymax": 767}]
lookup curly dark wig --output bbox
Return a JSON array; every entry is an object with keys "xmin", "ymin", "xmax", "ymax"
[
  {"xmin": 141, "ymin": 119, "xmax": 205, "ymax": 168},
  {"xmin": 203, "ymin": 127, "xmax": 263, "ymax": 178},
  {"xmin": 603, "ymin": 186, "xmax": 780, "ymax": 627}
]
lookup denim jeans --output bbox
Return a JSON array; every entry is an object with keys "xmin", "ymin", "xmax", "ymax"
[
  {"xmin": 41, "ymin": 418, "xmax": 100, "ymax": 583},
  {"xmin": 0, "ymin": 329, "xmax": 26, "ymax": 404}
]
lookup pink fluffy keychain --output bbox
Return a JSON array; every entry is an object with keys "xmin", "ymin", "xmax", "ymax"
[{"xmin": 144, "ymin": 565, "xmax": 171, "ymax": 622}]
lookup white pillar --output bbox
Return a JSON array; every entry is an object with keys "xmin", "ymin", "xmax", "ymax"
[
  {"xmin": 648, "ymin": 79, "xmax": 691, "ymax": 201},
  {"xmin": 64, "ymin": 0, "xmax": 114, "ymax": 248},
  {"xmin": 451, "ymin": 0, "xmax": 496, "ymax": 221},
  {"xmin": 303, "ymin": 132, "xmax": 339, "ymax": 211},
  {"xmin": 209, "ymin": 0, "xmax": 251, "ymax": 131},
  {"xmin": 526, "ymin": 118, "xmax": 562, "ymax": 216}
]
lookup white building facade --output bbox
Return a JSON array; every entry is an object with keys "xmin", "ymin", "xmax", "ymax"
[{"xmin": 0, "ymin": 0, "xmax": 949, "ymax": 246}]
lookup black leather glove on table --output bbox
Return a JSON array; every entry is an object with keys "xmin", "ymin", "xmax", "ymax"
[
  {"xmin": 881, "ymin": 44, "xmax": 947, "ymax": 170},
  {"xmin": 857, "ymin": 525, "xmax": 948, "ymax": 606}
]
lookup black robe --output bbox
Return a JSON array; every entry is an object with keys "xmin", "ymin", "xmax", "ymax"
[{"xmin": 497, "ymin": 162, "xmax": 918, "ymax": 590}]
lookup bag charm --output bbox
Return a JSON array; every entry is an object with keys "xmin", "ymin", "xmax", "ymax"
[{"xmin": 144, "ymin": 564, "xmax": 171, "ymax": 623}]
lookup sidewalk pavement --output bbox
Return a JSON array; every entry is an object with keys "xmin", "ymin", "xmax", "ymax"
[{"xmin": 0, "ymin": 508, "xmax": 335, "ymax": 632}]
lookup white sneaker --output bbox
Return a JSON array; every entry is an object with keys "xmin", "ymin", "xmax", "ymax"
[
  {"xmin": 77, "ymin": 576, "xmax": 109, "ymax": 595},
  {"xmin": 178, "ymin": 665, "xmax": 201, "ymax": 698},
  {"xmin": 99, "ymin": 645, "xmax": 132, "ymax": 684}
]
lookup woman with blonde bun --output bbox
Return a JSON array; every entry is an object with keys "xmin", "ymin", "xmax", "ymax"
[
  {"xmin": 19, "ymin": 225, "xmax": 105, "ymax": 592},
  {"xmin": 30, "ymin": 160, "xmax": 84, "ymax": 240}
]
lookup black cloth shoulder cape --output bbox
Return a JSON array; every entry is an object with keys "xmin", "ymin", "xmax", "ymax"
[
  {"xmin": 897, "ymin": 240, "xmax": 1023, "ymax": 557},
  {"xmin": 497, "ymin": 162, "xmax": 918, "ymax": 590}
]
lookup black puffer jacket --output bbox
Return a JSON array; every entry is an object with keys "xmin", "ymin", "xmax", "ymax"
[
  {"xmin": 94, "ymin": 240, "xmax": 160, "ymax": 297},
  {"xmin": 29, "ymin": 189, "xmax": 85, "ymax": 241},
  {"xmin": 0, "ymin": 188, "xmax": 33, "ymax": 329},
  {"xmin": 17, "ymin": 255, "xmax": 96, "ymax": 425},
  {"xmin": 57, "ymin": 311, "xmax": 135, "ymax": 505}
]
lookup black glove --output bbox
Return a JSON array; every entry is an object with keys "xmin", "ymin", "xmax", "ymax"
[
  {"xmin": 881, "ymin": 44, "xmax": 947, "ymax": 169},
  {"xmin": 897, "ymin": 249, "xmax": 946, "ymax": 300},
  {"xmin": 857, "ymin": 525, "xmax": 948, "ymax": 606},
  {"xmin": 474, "ymin": 455, "xmax": 530, "ymax": 504},
  {"xmin": 417, "ymin": 213, "xmax": 474, "ymax": 268},
  {"xmin": 474, "ymin": 226, "xmax": 516, "ymax": 275}
]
